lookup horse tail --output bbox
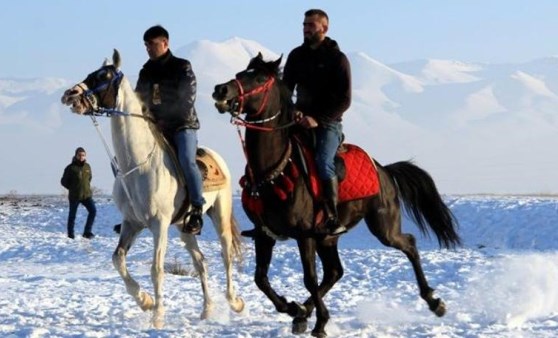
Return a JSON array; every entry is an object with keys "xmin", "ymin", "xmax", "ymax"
[
  {"xmin": 230, "ymin": 213, "xmax": 244, "ymax": 266},
  {"xmin": 383, "ymin": 161, "xmax": 462, "ymax": 249}
]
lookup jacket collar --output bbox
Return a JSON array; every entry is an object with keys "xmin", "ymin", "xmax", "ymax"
[
  {"xmin": 145, "ymin": 50, "xmax": 173, "ymax": 68},
  {"xmin": 302, "ymin": 37, "xmax": 339, "ymax": 52}
]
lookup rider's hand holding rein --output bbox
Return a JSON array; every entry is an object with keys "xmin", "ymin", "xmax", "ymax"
[{"xmin": 295, "ymin": 110, "xmax": 318, "ymax": 129}]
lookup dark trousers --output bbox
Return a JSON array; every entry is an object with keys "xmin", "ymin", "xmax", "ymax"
[{"xmin": 67, "ymin": 197, "xmax": 96, "ymax": 236}]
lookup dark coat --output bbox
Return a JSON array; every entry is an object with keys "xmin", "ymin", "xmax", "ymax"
[
  {"xmin": 136, "ymin": 50, "xmax": 200, "ymax": 134},
  {"xmin": 61, "ymin": 159, "xmax": 93, "ymax": 201},
  {"xmin": 283, "ymin": 37, "xmax": 351, "ymax": 123}
]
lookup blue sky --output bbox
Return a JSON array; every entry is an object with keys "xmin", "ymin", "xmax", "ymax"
[{"xmin": 2, "ymin": 0, "xmax": 558, "ymax": 79}]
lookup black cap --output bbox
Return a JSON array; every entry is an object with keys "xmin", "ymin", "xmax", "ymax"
[
  {"xmin": 75, "ymin": 147, "xmax": 86, "ymax": 155},
  {"xmin": 143, "ymin": 25, "xmax": 169, "ymax": 41}
]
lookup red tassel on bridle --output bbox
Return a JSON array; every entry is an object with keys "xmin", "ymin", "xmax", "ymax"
[
  {"xmin": 281, "ymin": 174, "xmax": 294, "ymax": 192},
  {"xmin": 288, "ymin": 161, "xmax": 299, "ymax": 178},
  {"xmin": 272, "ymin": 184, "xmax": 288, "ymax": 200},
  {"xmin": 240, "ymin": 175, "xmax": 265, "ymax": 214}
]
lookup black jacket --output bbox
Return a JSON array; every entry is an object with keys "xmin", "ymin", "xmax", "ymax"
[
  {"xmin": 136, "ymin": 50, "xmax": 200, "ymax": 134},
  {"xmin": 61, "ymin": 158, "xmax": 93, "ymax": 201},
  {"xmin": 283, "ymin": 37, "xmax": 351, "ymax": 123}
]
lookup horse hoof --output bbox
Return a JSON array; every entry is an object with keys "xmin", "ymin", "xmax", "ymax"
[
  {"xmin": 152, "ymin": 313, "xmax": 165, "ymax": 329},
  {"xmin": 138, "ymin": 291, "xmax": 154, "ymax": 311},
  {"xmin": 434, "ymin": 301, "xmax": 446, "ymax": 317},
  {"xmin": 230, "ymin": 296, "xmax": 245, "ymax": 313},
  {"xmin": 311, "ymin": 329, "xmax": 327, "ymax": 338},
  {"xmin": 201, "ymin": 303, "xmax": 214, "ymax": 320},
  {"xmin": 200, "ymin": 310, "xmax": 209, "ymax": 320},
  {"xmin": 287, "ymin": 301, "xmax": 307, "ymax": 318},
  {"xmin": 431, "ymin": 299, "xmax": 446, "ymax": 317},
  {"xmin": 292, "ymin": 318, "xmax": 308, "ymax": 334}
]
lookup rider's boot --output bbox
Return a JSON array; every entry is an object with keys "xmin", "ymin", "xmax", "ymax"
[
  {"xmin": 183, "ymin": 205, "xmax": 203, "ymax": 235},
  {"xmin": 321, "ymin": 176, "xmax": 347, "ymax": 236},
  {"xmin": 241, "ymin": 228, "xmax": 260, "ymax": 238}
]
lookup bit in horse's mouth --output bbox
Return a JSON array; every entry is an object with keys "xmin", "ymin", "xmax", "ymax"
[
  {"xmin": 71, "ymin": 101, "xmax": 86, "ymax": 114},
  {"xmin": 62, "ymin": 96, "xmax": 88, "ymax": 115},
  {"xmin": 214, "ymin": 99, "xmax": 233, "ymax": 113}
]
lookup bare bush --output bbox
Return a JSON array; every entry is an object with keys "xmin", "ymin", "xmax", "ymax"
[{"xmin": 164, "ymin": 256, "xmax": 198, "ymax": 277}]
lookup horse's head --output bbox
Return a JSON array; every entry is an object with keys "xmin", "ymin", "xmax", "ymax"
[
  {"xmin": 212, "ymin": 52, "xmax": 282, "ymax": 117},
  {"xmin": 61, "ymin": 49, "xmax": 123, "ymax": 115}
]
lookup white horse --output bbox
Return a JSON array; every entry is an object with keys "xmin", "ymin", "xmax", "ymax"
[{"xmin": 61, "ymin": 49, "xmax": 244, "ymax": 328}]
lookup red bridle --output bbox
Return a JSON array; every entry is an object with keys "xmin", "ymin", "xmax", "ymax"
[{"xmin": 233, "ymin": 76, "xmax": 275, "ymax": 117}]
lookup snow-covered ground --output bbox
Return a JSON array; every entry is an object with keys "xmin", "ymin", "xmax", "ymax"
[{"xmin": 1, "ymin": 195, "xmax": 557, "ymax": 337}]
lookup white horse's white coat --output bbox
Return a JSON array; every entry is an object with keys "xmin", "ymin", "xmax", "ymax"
[{"xmin": 62, "ymin": 52, "xmax": 244, "ymax": 328}]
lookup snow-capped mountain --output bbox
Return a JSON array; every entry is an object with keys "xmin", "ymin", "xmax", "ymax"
[{"xmin": 1, "ymin": 37, "xmax": 556, "ymax": 195}]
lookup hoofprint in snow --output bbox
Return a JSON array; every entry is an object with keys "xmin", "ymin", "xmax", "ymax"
[{"xmin": 1, "ymin": 195, "xmax": 557, "ymax": 337}]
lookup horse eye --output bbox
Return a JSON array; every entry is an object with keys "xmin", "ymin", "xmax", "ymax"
[
  {"xmin": 257, "ymin": 75, "xmax": 267, "ymax": 83},
  {"xmin": 97, "ymin": 70, "xmax": 113, "ymax": 81}
]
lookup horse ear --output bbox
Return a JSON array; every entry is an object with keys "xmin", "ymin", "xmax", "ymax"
[
  {"xmin": 257, "ymin": 52, "xmax": 263, "ymax": 60},
  {"xmin": 272, "ymin": 54, "xmax": 283, "ymax": 71},
  {"xmin": 112, "ymin": 49, "xmax": 121, "ymax": 69}
]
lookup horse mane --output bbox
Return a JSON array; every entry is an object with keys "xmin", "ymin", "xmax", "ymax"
[
  {"xmin": 116, "ymin": 75, "xmax": 168, "ymax": 152},
  {"xmin": 136, "ymin": 93, "xmax": 162, "ymax": 137},
  {"xmin": 246, "ymin": 53, "xmax": 295, "ymax": 120},
  {"xmin": 277, "ymin": 78, "xmax": 295, "ymax": 116}
]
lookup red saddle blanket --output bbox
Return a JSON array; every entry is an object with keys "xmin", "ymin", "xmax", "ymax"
[
  {"xmin": 337, "ymin": 144, "xmax": 380, "ymax": 201},
  {"xmin": 301, "ymin": 143, "xmax": 380, "ymax": 202},
  {"xmin": 239, "ymin": 142, "xmax": 380, "ymax": 217}
]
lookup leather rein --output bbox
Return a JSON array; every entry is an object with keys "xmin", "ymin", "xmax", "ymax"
[
  {"xmin": 229, "ymin": 76, "xmax": 296, "ymax": 132},
  {"xmin": 76, "ymin": 69, "xmax": 154, "ymax": 123},
  {"xmin": 225, "ymin": 74, "xmax": 297, "ymax": 192}
]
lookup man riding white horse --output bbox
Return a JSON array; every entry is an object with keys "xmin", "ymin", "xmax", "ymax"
[{"xmin": 136, "ymin": 25, "xmax": 205, "ymax": 235}]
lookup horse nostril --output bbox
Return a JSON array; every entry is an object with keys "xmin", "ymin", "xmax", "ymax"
[{"xmin": 215, "ymin": 85, "xmax": 227, "ymax": 98}]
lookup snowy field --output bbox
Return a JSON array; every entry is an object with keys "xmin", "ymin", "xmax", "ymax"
[{"xmin": 1, "ymin": 195, "xmax": 557, "ymax": 337}]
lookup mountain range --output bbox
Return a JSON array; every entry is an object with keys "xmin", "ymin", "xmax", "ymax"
[{"xmin": 1, "ymin": 37, "xmax": 556, "ymax": 195}]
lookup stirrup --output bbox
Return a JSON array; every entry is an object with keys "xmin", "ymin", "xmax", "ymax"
[
  {"xmin": 325, "ymin": 217, "xmax": 347, "ymax": 236},
  {"xmin": 241, "ymin": 228, "xmax": 259, "ymax": 238},
  {"xmin": 183, "ymin": 207, "xmax": 203, "ymax": 235},
  {"xmin": 328, "ymin": 224, "xmax": 347, "ymax": 236}
]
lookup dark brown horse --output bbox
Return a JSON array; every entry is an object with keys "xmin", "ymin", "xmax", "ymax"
[{"xmin": 212, "ymin": 53, "xmax": 461, "ymax": 338}]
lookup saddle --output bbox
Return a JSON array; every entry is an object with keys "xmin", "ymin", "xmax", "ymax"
[
  {"xmin": 240, "ymin": 133, "xmax": 381, "ymax": 221},
  {"xmin": 158, "ymin": 131, "xmax": 227, "ymax": 224},
  {"xmin": 159, "ymin": 133, "xmax": 227, "ymax": 192},
  {"xmin": 292, "ymin": 137, "xmax": 380, "ymax": 203}
]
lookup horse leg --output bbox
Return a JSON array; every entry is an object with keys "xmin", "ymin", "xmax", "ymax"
[
  {"xmin": 179, "ymin": 231, "xmax": 213, "ymax": 319},
  {"xmin": 112, "ymin": 220, "xmax": 154, "ymax": 311},
  {"xmin": 253, "ymin": 234, "xmax": 301, "ymax": 315},
  {"xmin": 365, "ymin": 198, "xmax": 446, "ymax": 317},
  {"xmin": 295, "ymin": 238, "xmax": 330, "ymax": 338},
  {"xmin": 292, "ymin": 239, "xmax": 344, "ymax": 335},
  {"xmin": 150, "ymin": 220, "xmax": 170, "ymax": 328},
  {"xmin": 207, "ymin": 207, "xmax": 245, "ymax": 313}
]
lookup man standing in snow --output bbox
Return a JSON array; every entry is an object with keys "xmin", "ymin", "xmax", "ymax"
[{"xmin": 61, "ymin": 147, "xmax": 96, "ymax": 239}]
